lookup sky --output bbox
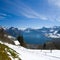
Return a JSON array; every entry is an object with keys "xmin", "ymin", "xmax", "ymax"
[{"xmin": 0, "ymin": 0, "xmax": 60, "ymax": 29}]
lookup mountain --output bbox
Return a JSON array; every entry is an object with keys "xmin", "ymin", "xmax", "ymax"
[
  {"xmin": 1, "ymin": 26, "xmax": 60, "ymax": 49},
  {"xmin": 22, "ymin": 28, "xmax": 51, "ymax": 44},
  {"xmin": 5, "ymin": 27, "xmax": 23, "ymax": 37},
  {"xmin": 57, "ymin": 30, "xmax": 60, "ymax": 34},
  {"xmin": 4, "ymin": 26, "xmax": 60, "ymax": 38},
  {"xmin": 1, "ymin": 26, "xmax": 60, "ymax": 45},
  {"xmin": 0, "ymin": 27, "xmax": 20, "ymax": 45}
]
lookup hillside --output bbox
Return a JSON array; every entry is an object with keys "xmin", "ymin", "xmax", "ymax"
[
  {"xmin": 0, "ymin": 39, "xmax": 60, "ymax": 60},
  {"xmin": 0, "ymin": 27, "xmax": 15, "ymax": 45},
  {"xmin": 0, "ymin": 42, "xmax": 21, "ymax": 60},
  {"xmin": 4, "ymin": 41, "xmax": 60, "ymax": 60}
]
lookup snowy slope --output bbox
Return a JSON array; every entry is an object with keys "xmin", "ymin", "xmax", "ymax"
[
  {"xmin": 0, "ymin": 41, "xmax": 21, "ymax": 60},
  {"xmin": 3, "ymin": 43, "xmax": 60, "ymax": 60}
]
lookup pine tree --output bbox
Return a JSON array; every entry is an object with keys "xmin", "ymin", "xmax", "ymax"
[
  {"xmin": 0, "ymin": 28, "xmax": 4, "ymax": 38},
  {"xmin": 17, "ymin": 35, "xmax": 26, "ymax": 47},
  {"xmin": 43, "ymin": 43, "xmax": 46, "ymax": 49}
]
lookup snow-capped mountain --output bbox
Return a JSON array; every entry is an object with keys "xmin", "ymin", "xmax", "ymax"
[
  {"xmin": 1, "ymin": 26, "xmax": 60, "ymax": 44},
  {"xmin": 5, "ymin": 27, "xmax": 23, "ymax": 37},
  {"xmin": 22, "ymin": 26, "xmax": 60, "ymax": 44},
  {"xmin": 4, "ymin": 26, "xmax": 60, "ymax": 37},
  {"xmin": 46, "ymin": 30, "xmax": 60, "ymax": 38}
]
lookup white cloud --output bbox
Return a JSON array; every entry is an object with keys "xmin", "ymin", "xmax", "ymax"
[
  {"xmin": 15, "ymin": 1, "xmax": 48, "ymax": 20},
  {"xmin": 0, "ymin": 13, "xmax": 8, "ymax": 16},
  {"xmin": 55, "ymin": 16, "xmax": 60, "ymax": 22},
  {"xmin": 38, "ymin": 15, "xmax": 48, "ymax": 20},
  {"xmin": 2, "ymin": 13, "xmax": 7, "ymax": 17},
  {"xmin": 48, "ymin": 0, "xmax": 60, "ymax": 7},
  {"xmin": 46, "ymin": 0, "xmax": 60, "ymax": 22},
  {"xmin": 20, "ymin": 7, "xmax": 48, "ymax": 20},
  {"xmin": 0, "ymin": 13, "xmax": 8, "ymax": 20},
  {"xmin": 1, "ymin": 0, "xmax": 48, "ymax": 20},
  {"xmin": 21, "ymin": 12, "xmax": 37, "ymax": 18}
]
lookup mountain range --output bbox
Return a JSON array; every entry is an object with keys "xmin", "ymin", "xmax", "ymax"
[
  {"xmin": 1, "ymin": 26, "xmax": 60, "ymax": 44},
  {"xmin": 3, "ymin": 26, "xmax": 60, "ymax": 36},
  {"xmin": 1, "ymin": 26, "xmax": 60, "ymax": 49}
]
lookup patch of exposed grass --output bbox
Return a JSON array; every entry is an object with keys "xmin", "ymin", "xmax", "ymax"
[{"xmin": 0, "ymin": 43, "xmax": 21, "ymax": 60}]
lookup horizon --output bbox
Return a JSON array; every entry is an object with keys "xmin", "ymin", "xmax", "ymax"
[
  {"xmin": 0, "ymin": 0, "xmax": 60, "ymax": 28},
  {"xmin": 1, "ymin": 25, "xmax": 60, "ymax": 30}
]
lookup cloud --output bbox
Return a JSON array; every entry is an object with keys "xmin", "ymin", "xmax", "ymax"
[
  {"xmin": 48, "ymin": 0, "xmax": 60, "ymax": 7},
  {"xmin": 55, "ymin": 16, "xmax": 60, "ymax": 22},
  {"xmin": 2, "ymin": 0, "xmax": 60, "ymax": 21},
  {"xmin": 20, "ymin": 6, "xmax": 48, "ymax": 20},
  {"xmin": 1, "ymin": 0, "xmax": 48, "ymax": 20},
  {"xmin": 0, "ymin": 13, "xmax": 9, "ymax": 20},
  {"xmin": 18, "ymin": 2, "xmax": 48, "ymax": 20},
  {"xmin": 21, "ymin": 12, "xmax": 37, "ymax": 18},
  {"xmin": 45, "ymin": 0, "xmax": 60, "ymax": 22},
  {"xmin": 1, "ymin": 0, "xmax": 60, "ymax": 22},
  {"xmin": 0, "ymin": 13, "xmax": 7, "ymax": 17},
  {"xmin": 0, "ymin": 13, "xmax": 6, "ymax": 19}
]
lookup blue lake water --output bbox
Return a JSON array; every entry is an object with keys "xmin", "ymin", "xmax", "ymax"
[{"xmin": 23, "ymin": 34, "xmax": 52, "ymax": 44}]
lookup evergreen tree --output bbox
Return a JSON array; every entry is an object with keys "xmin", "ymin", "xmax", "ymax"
[
  {"xmin": 0, "ymin": 28, "xmax": 4, "ymax": 38},
  {"xmin": 43, "ymin": 43, "xmax": 46, "ymax": 49},
  {"xmin": 17, "ymin": 35, "xmax": 26, "ymax": 47}
]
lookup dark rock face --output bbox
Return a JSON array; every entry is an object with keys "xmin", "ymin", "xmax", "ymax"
[
  {"xmin": 5, "ymin": 27, "xmax": 22, "ymax": 37},
  {"xmin": 0, "ymin": 28, "xmax": 15, "ymax": 45},
  {"xmin": 57, "ymin": 30, "xmax": 60, "ymax": 34}
]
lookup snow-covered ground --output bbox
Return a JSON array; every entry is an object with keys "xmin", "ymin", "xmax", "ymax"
[
  {"xmin": 0, "ymin": 41, "xmax": 60, "ymax": 60},
  {"xmin": 4, "ymin": 43, "xmax": 60, "ymax": 60},
  {"xmin": 46, "ymin": 33, "xmax": 60, "ymax": 38}
]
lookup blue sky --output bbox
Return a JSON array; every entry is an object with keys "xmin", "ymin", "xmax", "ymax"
[{"xmin": 0, "ymin": 0, "xmax": 60, "ymax": 29}]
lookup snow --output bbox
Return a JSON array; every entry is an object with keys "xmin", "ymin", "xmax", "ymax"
[
  {"xmin": 8, "ymin": 35, "xmax": 15, "ymax": 39},
  {"xmin": 0, "ymin": 41, "xmax": 60, "ymax": 60},
  {"xmin": 47, "ymin": 33, "xmax": 60, "ymax": 38},
  {"xmin": 14, "ymin": 40, "xmax": 20, "ymax": 45},
  {"xmin": 53, "ymin": 31, "xmax": 58, "ymax": 34},
  {"xmin": 4, "ymin": 43, "xmax": 60, "ymax": 60},
  {"xmin": 25, "ymin": 30, "xmax": 30, "ymax": 33},
  {"xmin": 8, "ymin": 36, "xmax": 12, "ymax": 38},
  {"xmin": 50, "ymin": 29, "xmax": 54, "ymax": 32},
  {"xmin": 57, "ymin": 34, "xmax": 60, "ymax": 36},
  {"xmin": 9, "ymin": 56, "xmax": 14, "ymax": 60}
]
